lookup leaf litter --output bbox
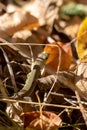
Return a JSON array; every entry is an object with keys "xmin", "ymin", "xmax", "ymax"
[{"xmin": 0, "ymin": 0, "xmax": 87, "ymax": 130}]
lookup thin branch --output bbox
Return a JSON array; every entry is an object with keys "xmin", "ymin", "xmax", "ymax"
[
  {"xmin": 0, "ymin": 47, "xmax": 18, "ymax": 92},
  {"xmin": 75, "ymin": 90, "xmax": 87, "ymax": 127},
  {"xmin": 36, "ymin": 91, "xmax": 43, "ymax": 130},
  {"xmin": 0, "ymin": 98, "xmax": 80, "ymax": 109},
  {"xmin": 42, "ymin": 44, "xmax": 62, "ymax": 107}
]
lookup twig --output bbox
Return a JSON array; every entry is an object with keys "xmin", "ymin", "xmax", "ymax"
[
  {"xmin": 36, "ymin": 91, "xmax": 43, "ymax": 130},
  {"xmin": 51, "ymin": 92, "xmax": 76, "ymax": 99},
  {"xmin": 0, "ymin": 29, "xmax": 87, "ymax": 46},
  {"xmin": 0, "ymin": 47, "xmax": 18, "ymax": 92},
  {"xmin": 28, "ymin": 45, "xmax": 34, "ymax": 64},
  {"xmin": 75, "ymin": 90, "xmax": 87, "ymax": 127},
  {"xmin": 42, "ymin": 44, "xmax": 62, "ymax": 107},
  {"xmin": 0, "ymin": 98, "xmax": 80, "ymax": 109}
]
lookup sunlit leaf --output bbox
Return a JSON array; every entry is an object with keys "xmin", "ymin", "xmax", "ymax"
[
  {"xmin": 76, "ymin": 17, "xmax": 87, "ymax": 62},
  {"xmin": 44, "ymin": 42, "xmax": 73, "ymax": 74}
]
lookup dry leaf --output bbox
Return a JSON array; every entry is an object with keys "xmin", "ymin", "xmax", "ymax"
[
  {"xmin": 12, "ymin": 30, "xmax": 43, "ymax": 59},
  {"xmin": 38, "ymin": 75, "xmax": 56, "ymax": 91},
  {"xmin": 44, "ymin": 42, "xmax": 73, "ymax": 75},
  {"xmin": 0, "ymin": 10, "xmax": 39, "ymax": 37},
  {"xmin": 23, "ymin": 0, "xmax": 60, "ymax": 26},
  {"xmin": 75, "ymin": 62, "xmax": 87, "ymax": 100},
  {"xmin": 76, "ymin": 17, "xmax": 87, "ymax": 61},
  {"xmin": 38, "ymin": 63, "xmax": 87, "ymax": 100},
  {"xmin": 38, "ymin": 71, "xmax": 75, "ymax": 93},
  {"xmin": 56, "ymin": 41, "xmax": 73, "ymax": 57},
  {"xmin": 20, "ymin": 111, "xmax": 62, "ymax": 130},
  {"xmin": 6, "ymin": 3, "xmax": 20, "ymax": 13}
]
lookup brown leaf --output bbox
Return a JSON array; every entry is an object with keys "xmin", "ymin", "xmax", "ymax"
[
  {"xmin": 23, "ymin": 0, "xmax": 60, "ymax": 26},
  {"xmin": 0, "ymin": 10, "xmax": 39, "ymax": 36},
  {"xmin": 11, "ymin": 30, "xmax": 43, "ymax": 59},
  {"xmin": 75, "ymin": 62, "xmax": 87, "ymax": 100},
  {"xmin": 38, "ymin": 75, "xmax": 58, "ymax": 91},
  {"xmin": 38, "ymin": 72, "xmax": 75, "ymax": 93},
  {"xmin": 20, "ymin": 111, "xmax": 62, "ymax": 130},
  {"xmin": 38, "ymin": 65, "xmax": 87, "ymax": 100}
]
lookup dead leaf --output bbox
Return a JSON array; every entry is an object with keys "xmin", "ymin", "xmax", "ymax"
[
  {"xmin": 23, "ymin": 0, "xmax": 60, "ymax": 26},
  {"xmin": 76, "ymin": 17, "xmax": 87, "ymax": 61},
  {"xmin": 12, "ymin": 30, "xmax": 43, "ymax": 59},
  {"xmin": 44, "ymin": 42, "xmax": 73, "ymax": 75},
  {"xmin": 20, "ymin": 111, "xmax": 62, "ymax": 130},
  {"xmin": 0, "ymin": 10, "xmax": 39, "ymax": 36},
  {"xmin": 38, "ymin": 71, "xmax": 75, "ymax": 93},
  {"xmin": 38, "ymin": 64, "xmax": 87, "ymax": 100},
  {"xmin": 75, "ymin": 62, "xmax": 87, "ymax": 100},
  {"xmin": 38, "ymin": 75, "xmax": 56, "ymax": 91}
]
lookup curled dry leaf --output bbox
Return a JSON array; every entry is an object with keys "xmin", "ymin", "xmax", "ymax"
[
  {"xmin": 38, "ymin": 64, "xmax": 87, "ymax": 101},
  {"xmin": 38, "ymin": 65, "xmax": 87, "ymax": 101},
  {"xmin": 44, "ymin": 42, "xmax": 73, "ymax": 75},
  {"xmin": 38, "ymin": 71, "xmax": 75, "ymax": 93},
  {"xmin": 38, "ymin": 75, "xmax": 57, "ymax": 91},
  {"xmin": 0, "ymin": 10, "xmax": 39, "ymax": 37},
  {"xmin": 20, "ymin": 111, "xmax": 62, "ymax": 130},
  {"xmin": 23, "ymin": 0, "xmax": 60, "ymax": 26},
  {"xmin": 75, "ymin": 62, "xmax": 87, "ymax": 100}
]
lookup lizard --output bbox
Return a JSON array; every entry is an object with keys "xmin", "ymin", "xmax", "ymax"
[{"xmin": 13, "ymin": 52, "xmax": 49, "ymax": 99}]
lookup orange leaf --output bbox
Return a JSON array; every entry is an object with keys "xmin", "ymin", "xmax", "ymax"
[
  {"xmin": 20, "ymin": 111, "xmax": 62, "ymax": 130},
  {"xmin": 44, "ymin": 42, "xmax": 72, "ymax": 74}
]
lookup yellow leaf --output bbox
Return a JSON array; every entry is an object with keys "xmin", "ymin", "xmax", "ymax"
[{"xmin": 76, "ymin": 17, "xmax": 87, "ymax": 62}]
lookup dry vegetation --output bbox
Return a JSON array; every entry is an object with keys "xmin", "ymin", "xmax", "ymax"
[{"xmin": 0, "ymin": 0, "xmax": 87, "ymax": 130}]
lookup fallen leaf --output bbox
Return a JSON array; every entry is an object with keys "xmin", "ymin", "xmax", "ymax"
[
  {"xmin": 76, "ymin": 17, "xmax": 87, "ymax": 61},
  {"xmin": 23, "ymin": 0, "xmax": 60, "ymax": 26},
  {"xmin": 20, "ymin": 111, "xmax": 62, "ymax": 130},
  {"xmin": 75, "ymin": 62, "xmax": 87, "ymax": 100},
  {"xmin": 44, "ymin": 42, "xmax": 73, "ymax": 75},
  {"xmin": 0, "ymin": 10, "xmax": 39, "ymax": 36},
  {"xmin": 12, "ymin": 30, "xmax": 43, "ymax": 59}
]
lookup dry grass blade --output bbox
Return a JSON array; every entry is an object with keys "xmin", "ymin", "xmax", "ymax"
[
  {"xmin": 0, "ymin": 109, "xmax": 22, "ymax": 130},
  {"xmin": 36, "ymin": 91, "xmax": 43, "ymax": 129},
  {"xmin": 75, "ymin": 89, "xmax": 87, "ymax": 127},
  {"xmin": 0, "ymin": 98, "xmax": 80, "ymax": 110},
  {"xmin": 0, "ymin": 47, "xmax": 18, "ymax": 92}
]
